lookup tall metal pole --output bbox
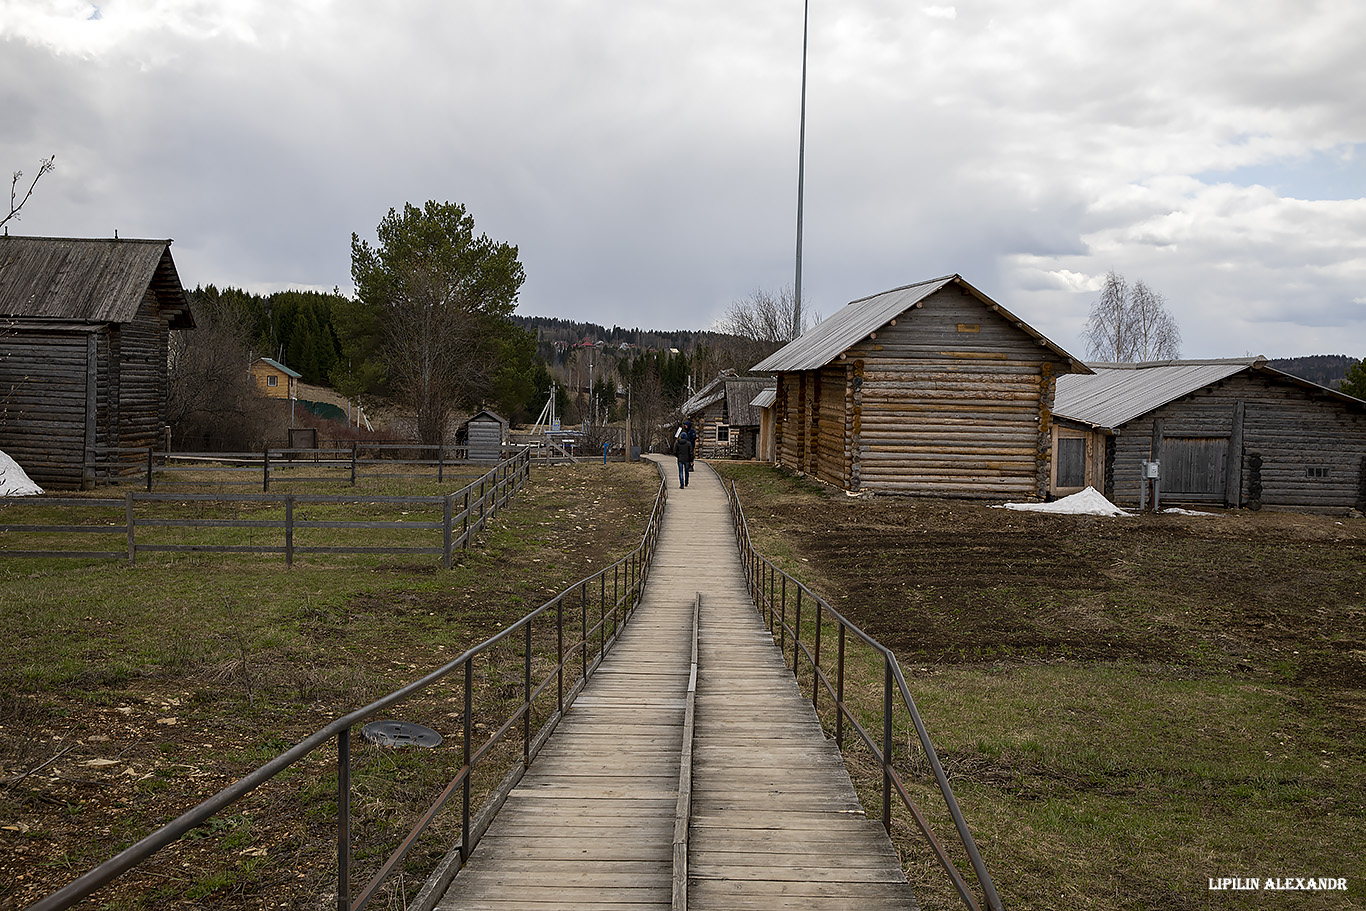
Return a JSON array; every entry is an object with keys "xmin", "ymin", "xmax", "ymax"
[{"xmin": 793, "ymin": 0, "xmax": 810, "ymax": 338}]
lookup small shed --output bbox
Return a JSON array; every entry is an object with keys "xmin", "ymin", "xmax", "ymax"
[
  {"xmin": 680, "ymin": 371, "xmax": 773, "ymax": 459},
  {"xmin": 753, "ymin": 274, "xmax": 1088, "ymax": 498},
  {"xmin": 250, "ymin": 357, "xmax": 301, "ymax": 399},
  {"xmin": 0, "ymin": 236, "xmax": 193, "ymax": 489},
  {"xmin": 1053, "ymin": 358, "xmax": 1366, "ymax": 511},
  {"xmin": 459, "ymin": 410, "xmax": 508, "ymax": 462}
]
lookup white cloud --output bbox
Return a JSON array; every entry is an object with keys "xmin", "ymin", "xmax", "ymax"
[{"xmin": 2, "ymin": 0, "xmax": 1364, "ymax": 357}]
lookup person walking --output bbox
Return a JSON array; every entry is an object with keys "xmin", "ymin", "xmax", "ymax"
[{"xmin": 675, "ymin": 423, "xmax": 695, "ymax": 488}]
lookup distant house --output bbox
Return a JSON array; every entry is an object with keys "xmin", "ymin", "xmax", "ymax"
[
  {"xmin": 457, "ymin": 409, "xmax": 509, "ymax": 462},
  {"xmin": 680, "ymin": 370, "xmax": 773, "ymax": 459},
  {"xmin": 753, "ymin": 274, "xmax": 1089, "ymax": 498},
  {"xmin": 0, "ymin": 236, "xmax": 194, "ymax": 489},
  {"xmin": 751, "ymin": 387, "xmax": 777, "ymax": 462},
  {"xmin": 1053, "ymin": 358, "xmax": 1366, "ymax": 511},
  {"xmin": 250, "ymin": 357, "xmax": 301, "ymax": 400}
]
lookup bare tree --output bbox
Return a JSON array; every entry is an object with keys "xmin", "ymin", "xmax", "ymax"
[
  {"xmin": 2, "ymin": 155, "xmax": 55, "ymax": 231},
  {"xmin": 1082, "ymin": 271, "xmax": 1181, "ymax": 362},
  {"xmin": 716, "ymin": 286, "xmax": 817, "ymax": 371},
  {"xmin": 167, "ymin": 297, "xmax": 274, "ymax": 450}
]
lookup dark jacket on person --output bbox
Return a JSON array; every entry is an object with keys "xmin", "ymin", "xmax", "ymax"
[{"xmin": 675, "ymin": 434, "xmax": 695, "ymax": 464}]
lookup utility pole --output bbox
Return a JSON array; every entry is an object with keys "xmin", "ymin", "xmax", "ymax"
[{"xmin": 793, "ymin": 0, "xmax": 810, "ymax": 338}]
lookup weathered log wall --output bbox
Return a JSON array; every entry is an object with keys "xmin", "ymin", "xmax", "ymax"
[
  {"xmin": 0, "ymin": 291, "xmax": 173, "ymax": 488},
  {"xmin": 1110, "ymin": 371, "xmax": 1366, "ymax": 511},
  {"xmin": 771, "ymin": 285, "xmax": 1065, "ymax": 498}
]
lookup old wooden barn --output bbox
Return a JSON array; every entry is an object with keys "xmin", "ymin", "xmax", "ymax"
[
  {"xmin": 1053, "ymin": 358, "xmax": 1366, "ymax": 512},
  {"xmin": 680, "ymin": 370, "xmax": 773, "ymax": 459},
  {"xmin": 753, "ymin": 274, "xmax": 1088, "ymax": 498},
  {"xmin": 0, "ymin": 236, "xmax": 194, "ymax": 489}
]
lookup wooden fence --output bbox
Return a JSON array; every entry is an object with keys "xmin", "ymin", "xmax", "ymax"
[{"xmin": 0, "ymin": 448, "xmax": 531, "ymax": 567}]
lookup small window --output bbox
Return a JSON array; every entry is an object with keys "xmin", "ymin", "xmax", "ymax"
[
  {"xmin": 1306, "ymin": 466, "xmax": 1330, "ymax": 479},
  {"xmin": 267, "ymin": 375, "xmax": 278, "ymax": 387},
  {"xmin": 716, "ymin": 424, "xmax": 730, "ymax": 444}
]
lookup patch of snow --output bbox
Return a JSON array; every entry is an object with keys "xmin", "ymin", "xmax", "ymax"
[
  {"xmin": 0, "ymin": 449, "xmax": 44, "ymax": 496},
  {"xmin": 1161, "ymin": 507, "xmax": 1218, "ymax": 517},
  {"xmin": 997, "ymin": 487, "xmax": 1131, "ymax": 517}
]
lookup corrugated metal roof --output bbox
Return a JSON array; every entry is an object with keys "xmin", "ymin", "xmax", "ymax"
[
  {"xmin": 1054, "ymin": 359, "xmax": 1260, "ymax": 428},
  {"xmin": 752, "ymin": 274, "xmax": 1087, "ymax": 374},
  {"xmin": 750, "ymin": 388, "xmax": 776, "ymax": 409},
  {"xmin": 0, "ymin": 235, "xmax": 193, "ymax": 327},
  {"xmin": 752, "ymin": 276, "xmax": 955, "ymax": 372}
]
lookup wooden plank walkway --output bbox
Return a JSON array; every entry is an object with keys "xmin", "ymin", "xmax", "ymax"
[{"xmin": 431, "ymin": 457, "xmax": 917, "ymax": 910}]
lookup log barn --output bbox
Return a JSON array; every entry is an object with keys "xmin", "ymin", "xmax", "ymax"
[
  {"xmin": 1053, "ymin": 358, "xmax": 1366, "ymax": 512},
  {"xmin": 753, "ymin": 275, "xmax": 1088, "ymax": 498},
  {"xmin": 0, "ymin": 236, "xmax": 193, "ymax": 489},
  {"xmin": 680, "ymin": 370, "xmax": 773, "ymax": 460}
]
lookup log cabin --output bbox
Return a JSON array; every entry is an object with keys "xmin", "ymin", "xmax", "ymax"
[
  {"xmin": 753, "ymin": 275, "xmax": 1088, "ymax": 498},
  {"xmin": 0, "ymin": 236, "xmax": 194, "ymax": 489},
  {"xmin": 1053, "ymin": 358, "xmax": 1366, "ymax": 512},
  {"xmin": 680, "ymin": 371, "xmax": 773, "ymax": 459},
  {"xmin": 249, "ymin": 357, "xmax": 301, "ymax": 400}
]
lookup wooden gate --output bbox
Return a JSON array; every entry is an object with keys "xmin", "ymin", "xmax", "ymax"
[{"xmin": 1162, "ymin": 437, "xmax": 1228, "ymax": 501}]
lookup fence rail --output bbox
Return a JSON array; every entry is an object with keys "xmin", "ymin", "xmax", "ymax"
[
  {"xmin": 28, "ymin": 461, "xmax": 671, "ymax": 911},
  {"xmin": 723, "ymin": 478, "xmax": 1005, "ymax": 911},
  {"xmin": 0, "ymin": 448, "xmax": 531, "ymax": 566},
  {"xmin": 91, "ymin": 442, "xmax": 523, "ymax": 491}
]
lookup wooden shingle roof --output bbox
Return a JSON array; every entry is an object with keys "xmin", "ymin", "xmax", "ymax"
[{"xmin": 0, "ymin": 236, "xmax": 193, "ymax": 328}]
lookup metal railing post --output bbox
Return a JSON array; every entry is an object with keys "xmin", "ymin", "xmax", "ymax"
[
  {"xmin": 524, "ymin": 621, "xmax": 532, "ymax": 762},
  {"xmin": 337, "ymin": 728, "xmax": 351, "ymax": 911},
  {"xmin": 812, "ymin": 601, "xmax": 822, "ymax": 712},
  {"xmin": 883, "ymin": 656, "xmax": 894, "ymax": 834},
  {"xmin": 793, "ymin": 588, "xmax": 802, "ymax": 675},
  {"xmin": 836, "ymin": 624, "xmax": 846, "ymax": 749},
  {"xmin": 581, "ymin": 582, "xmax": 588, "ymax": 681},
  {"xmin": 462, "ymin": 660, "xmax": 472, "ymax": 862},
  {"xmin": 557, "ymin": 596, "xmax": 564, "ymax": 714}
]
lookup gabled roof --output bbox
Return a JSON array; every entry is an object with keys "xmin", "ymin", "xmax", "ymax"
[
  {"xmin": 0, "ymin": 236, "xmax": 194, "ymax": 328},
  {"xmin": 724, "ymin": 377, "xmax": 772, "ymax": 426},
  {"xmin": 1055, "ymin": 357, "xmax": 1366, "ymax": 429},
  {"xmin": 681, "ymin": 370, "xmax": 738, "ymax": 415},
  {"xmin": 752, "ymin": 274, "xmax": 1087, "ymax": 374},
  {"xmin": 256, "ymin": 357, "xmax": 302, "ymax": 379}
]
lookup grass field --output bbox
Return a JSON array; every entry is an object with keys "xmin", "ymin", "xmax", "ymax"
[
  {"xmin": 713, "ymin": 462, "xmax": 1364, "ymax": 911},
  {"xmin": 0, "ymin": 461, "xmax": 662, "ymax": 910}
]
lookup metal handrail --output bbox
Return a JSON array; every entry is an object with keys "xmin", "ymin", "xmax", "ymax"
[
  {"xmin": 722, "ymin": 477, "xmax": 1005, "ymax": 911},
  {"xmin": 28, "ymin": 461, "xmax": 670, "ymax": 911}
]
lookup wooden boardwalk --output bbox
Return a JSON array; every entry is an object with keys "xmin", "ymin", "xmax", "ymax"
[{"xmin": 431, "ymin": 457, "xmax": 917, "ymax": 910}]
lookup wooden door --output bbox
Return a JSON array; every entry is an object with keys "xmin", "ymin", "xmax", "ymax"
[{"xmin": 1162, "ymin": 437, "xmax": 1228, "ymax": 500}]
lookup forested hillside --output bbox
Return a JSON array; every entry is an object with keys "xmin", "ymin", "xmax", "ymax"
[{"xmin": 1267, "ymin": 354, "xmax": 1358, "ymax": 390}]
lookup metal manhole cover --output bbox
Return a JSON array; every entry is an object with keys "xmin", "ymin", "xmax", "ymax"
[{"xmin": 361, "ymin": 720, "xmax": 443, "ymax": 749}]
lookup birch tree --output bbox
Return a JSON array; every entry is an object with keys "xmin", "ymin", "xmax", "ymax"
[{"xmin": 1082, "ymin": 271, "xmax": 1181, "ymax": 362}]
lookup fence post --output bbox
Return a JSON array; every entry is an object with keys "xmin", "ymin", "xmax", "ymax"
[
  {"xmin": 443, "ymin": 495, "xmax": 453, "ymax": 569},
  {"xmin": 263, "ymin": 450, "xmax": 270, "ymax": 493},
  {"xmin": 285, "ymin": 495, "xmax": 294, "ymax": 567},
  {"xmin": 337, "ymin": 727, "xmax": 351, "ymax": 911},
  {"xmin": 351, "ymin": 442, "xmax": 357, "ymax": 487},
  {"xmin": 146, "ymin": 448, "xmax": 153, "ymax": 492},
  {"xmin": 438, "ymin": 444, "xmax": 444, "ymax": 484},
  {"xmin": 125, "ymin": 491, "xmax": 135, "ymax": 566}
]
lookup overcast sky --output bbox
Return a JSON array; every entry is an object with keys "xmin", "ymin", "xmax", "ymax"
[{"xmin": 3, "ymin": 0, "xmax": 1364, "ymax": 359}]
